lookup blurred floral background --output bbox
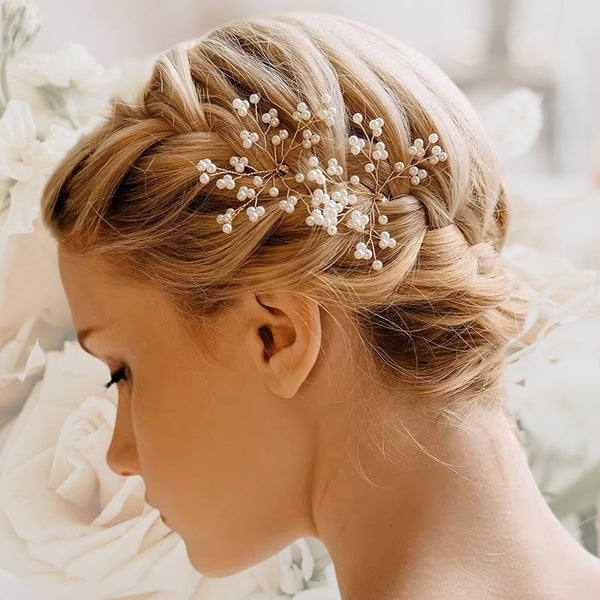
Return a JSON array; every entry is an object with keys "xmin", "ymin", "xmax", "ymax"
[{"xmin": 0, "ymin": 0, "xmax": 599, "ymax": 598}]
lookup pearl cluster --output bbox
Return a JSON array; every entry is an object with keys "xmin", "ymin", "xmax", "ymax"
[{"xmin": 196, "ymin": 91, "xmax": 448, "ymax": 270}]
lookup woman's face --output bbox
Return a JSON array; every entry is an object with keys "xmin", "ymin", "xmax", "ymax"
[{"xmin": 57, "ymin": 244, "xmax": 326, "ymax": 576}]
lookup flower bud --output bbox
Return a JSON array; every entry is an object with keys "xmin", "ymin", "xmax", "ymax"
[{"xmin": 1, "ymin": 0, "xmax": 42, "ymax": 57}]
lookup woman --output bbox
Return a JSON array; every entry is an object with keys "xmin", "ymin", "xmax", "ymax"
[{"xmin": 41, "ymin": 11, "xmax": 600, "ymax": 600}]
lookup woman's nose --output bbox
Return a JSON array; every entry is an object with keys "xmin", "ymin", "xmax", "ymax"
[
  {"xmin": 106, "ymin": 435, "xmax": 141, "ymax": 477},
  {"xmin": 106, "ymin": 395, "xmax": 141, "ymax": 477}
]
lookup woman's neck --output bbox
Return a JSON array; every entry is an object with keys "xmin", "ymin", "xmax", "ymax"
[{"xmin": 308, "ymin": 402, "xmax": 600, "ymax": 600}]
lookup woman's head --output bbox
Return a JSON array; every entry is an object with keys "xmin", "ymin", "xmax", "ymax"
[{"xmin": 44, "ymin": 11, "xmax": 529, "ymax": 575}]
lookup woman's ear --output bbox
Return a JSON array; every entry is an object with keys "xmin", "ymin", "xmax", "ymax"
[{"xmin": 251, "ymin": 291, "xmax": 322, "ymax": 399}]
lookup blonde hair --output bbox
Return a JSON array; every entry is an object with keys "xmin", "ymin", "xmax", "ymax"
[{"xmin": 41, "ymin": 11, "xmax": 530, "ymax": 458}]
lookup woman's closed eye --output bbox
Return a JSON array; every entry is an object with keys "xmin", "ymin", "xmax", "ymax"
[{"xmin": 104, "ymin": 365, "xmax": 129, "ymax": 389}]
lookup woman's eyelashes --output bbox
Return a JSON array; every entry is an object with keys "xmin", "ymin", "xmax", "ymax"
[{"xmin": 104, "ymin": 365, "xmax": 129, "ymax": 389}]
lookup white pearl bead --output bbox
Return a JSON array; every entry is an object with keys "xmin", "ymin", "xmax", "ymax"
[
  {"xmin": 222, "ymin": 223, "xmax": 232, "ymax": 233},
  {"xmin": 372, "ymin": 260, "xmax": 383, "ymax": 270},
  {"xmin": 269, "ymin": 187, "xmax": 279, "ymax": 196}
]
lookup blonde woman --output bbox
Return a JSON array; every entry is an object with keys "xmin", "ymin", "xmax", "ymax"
[{"xmin": 41, "ymin": 12, "xmax": 600, "ymax": 600}]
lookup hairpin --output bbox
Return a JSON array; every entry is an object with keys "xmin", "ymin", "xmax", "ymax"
[{"xmin": 195, "ymin": 92, "xmax": 447, "ymax": 271}]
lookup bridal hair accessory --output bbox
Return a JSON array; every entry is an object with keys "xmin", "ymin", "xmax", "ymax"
[{"xmin": 195, "ymin": 92, "xmax": 448, "ymax": 271}]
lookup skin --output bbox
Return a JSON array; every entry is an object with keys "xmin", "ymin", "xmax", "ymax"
[{"xmin": 58, "ymin": 243, "xmax": 600, "ymax": 600}]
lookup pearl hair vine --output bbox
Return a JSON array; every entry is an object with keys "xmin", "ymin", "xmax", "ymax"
[{"xmin": 195, "ymin": 91, "xmax": 448, "ymax": 271}]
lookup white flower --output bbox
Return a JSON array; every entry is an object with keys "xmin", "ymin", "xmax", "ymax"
[
  {"xmin": 14, "ymin": 41, "xmax": 120, "ymax": 94},
  {"xmin": 0, "ymin": 98, "xmax": 80, "ymax": 238},
  {"xmin": 503, "ymin": 244, "xmax": 600, "ymax": 502},
  {"xmin": 12, "ymin": 42, "xmax": 121, "ymax": 129},
  {"xmin": 481, "ymin": 87, "xmax": 543, "ymax": 160},
  {"xmin": 0, "ymin": 99, "xmax": 36, "ymax": 205},
  {"xmin": 248, "ymin": 537, "xmax": 339, "ymax": 599},
  {"xmin": 1, "ymin": 0, "xmax": 42, "ymax": 58},
  {"xmin": 1, "ymin": 120, "xmax": 80, "ymax": 237}
]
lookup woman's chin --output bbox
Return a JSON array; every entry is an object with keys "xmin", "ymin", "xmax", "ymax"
[{"xmin": 184, "ymin": 542, "xmax": 248, "ymax": 578}]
